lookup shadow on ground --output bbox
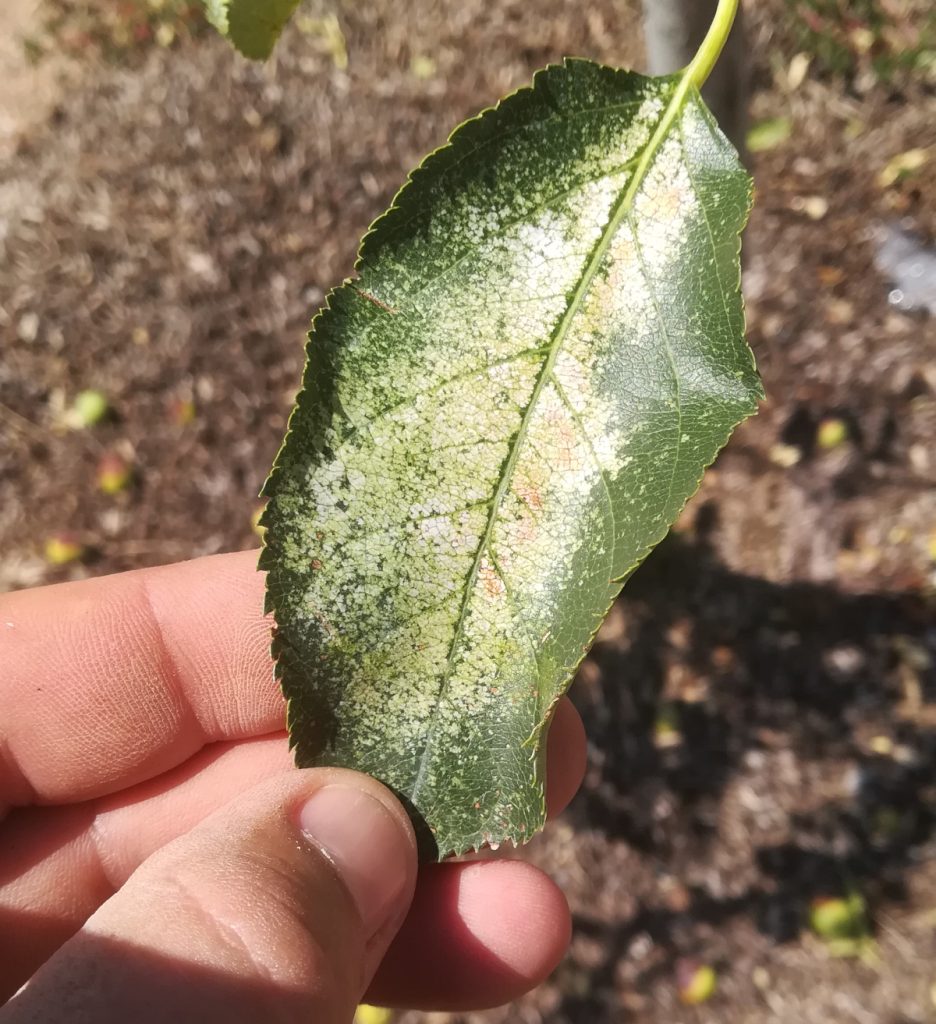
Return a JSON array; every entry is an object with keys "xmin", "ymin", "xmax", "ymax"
[{"xmin": 560, "ymin": 514, "xmax": 936, "ymax": 1018}]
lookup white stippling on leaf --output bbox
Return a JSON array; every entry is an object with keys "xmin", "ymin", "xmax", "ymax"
[{"xmin": 262, "ymin": 58, "xmax": 761, "ymax": 858}]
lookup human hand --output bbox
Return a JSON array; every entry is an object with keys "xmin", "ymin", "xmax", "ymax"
[{"xmin": 0, "ymin": 550, "xmax": 586, "ymax": 1022}]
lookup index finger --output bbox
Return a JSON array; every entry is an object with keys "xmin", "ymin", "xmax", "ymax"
[{"xmin": 0, "ymin": 550, "xmax": 282, "ymax": 813}]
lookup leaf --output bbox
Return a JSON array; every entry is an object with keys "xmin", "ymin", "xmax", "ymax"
[
  {"xmin": 261, "ymin": 59, "xmax": 762, "ymax": 858},
  {"xmin": 202, "ymin": 0, "xmax": 302, "ymax": 59},
  {"xmin": 294, "ymin": 13, "xmax": 348, "ymax": 71},
  {"xmin": 877, "ymin": 147, "xmax": 929, "ymax": 189},
  {"xmin": 746, "ymin": 116, "xmax": 792, "ymax": 153}
]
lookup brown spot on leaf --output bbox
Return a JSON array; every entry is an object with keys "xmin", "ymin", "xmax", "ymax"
[
  {"xmin": 516, "ymin": 478, "xmax": 544, "ymax": 511},
  {"xmin": 479, "ymin": 562, "xmax": 506, "ymax": 598},
  {"xmin": 543, "ymin": 402, "xmax": 578, "ymax": 471}
]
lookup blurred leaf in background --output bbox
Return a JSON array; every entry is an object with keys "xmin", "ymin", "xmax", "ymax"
[
  {"xmin": 205, "ymin": 0, "xmax": 303, "ymax": 59},
  {"xmin": 747, "ymin": 114, "xmax": 792, "ymax": 152}
]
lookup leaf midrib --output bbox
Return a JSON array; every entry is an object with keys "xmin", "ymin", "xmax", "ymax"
[{"xmin": 409, "ymin": 73, "xmax": 696, "ymax": 808}]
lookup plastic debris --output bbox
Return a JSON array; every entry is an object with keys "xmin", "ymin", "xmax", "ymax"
[{"xmin": 873, "ymin": 223, "xmax": 936, "ymax": 316}]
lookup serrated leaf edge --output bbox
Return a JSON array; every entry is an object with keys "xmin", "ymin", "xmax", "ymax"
[{"xmin": 259, "ymin": 58, "xmax": 761, "ymax": 858}]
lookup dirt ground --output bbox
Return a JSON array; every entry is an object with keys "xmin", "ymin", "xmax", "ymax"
[{"xmin": 2, "ymin": 1, "xmax": 936, "ymax": 1021}]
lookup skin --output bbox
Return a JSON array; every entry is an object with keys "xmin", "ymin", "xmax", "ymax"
[{"xmin": 0, "ymin": 549, "xmax": 586, "ymax": 1020}]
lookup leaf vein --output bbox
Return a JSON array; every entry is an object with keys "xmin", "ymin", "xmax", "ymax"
[
  {"xmin": 335, "ymin": 347, "xmax": 548, "ymax": 440},
  {"xmin": 625, "ymin": 209, "xmax": 684, "ymax": 516},
  {"xmin": 549, "ymin": 372, "xmax": 618, "ymax": 580},
  {"xmin": 677, "ymin": 106, "xmax": 733, "ymax": 338},
  {"xmin": 409, "ymin": 79, "xmax": 690, "ymax": 805}
]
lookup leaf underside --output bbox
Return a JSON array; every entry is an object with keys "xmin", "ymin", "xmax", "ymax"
[
  {"xmin": 261, "ymin": 59, "xmax": 762, "ymax": 859},
  {"xmin": 204, "ymin": 0, "xmax": 301, "ymax": 59}
]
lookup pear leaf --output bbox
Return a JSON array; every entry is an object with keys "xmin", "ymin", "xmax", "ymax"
[
  {"xmin": 202, "ymin": 0, "xmax": 302, "ymax": 59},
  {"xmin": 261, "ymin": 59, "xmax": 762, "ymax": 858}
]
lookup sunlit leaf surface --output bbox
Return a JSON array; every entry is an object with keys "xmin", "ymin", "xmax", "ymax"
[
  {"xmin": 262, "ymin": 60, "xmax": 762, "ymax": 858},
  {"xmin": 203, "ymin": 0, "xmax": 302, "ymax": 59}
]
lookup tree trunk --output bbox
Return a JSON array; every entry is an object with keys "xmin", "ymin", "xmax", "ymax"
[{"xmin": 640, "ymin": 0, "xmax": 748, "ymax": 153}]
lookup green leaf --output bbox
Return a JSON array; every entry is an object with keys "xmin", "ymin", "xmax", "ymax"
[
  {"xmin": 202, "ymin": 0, "xmax": 302, "ymax": 59},
  {"xmin": 746, "ymin": 116, "xmax": 792, "ymax": 153},
  {"xmin": 261, "ymin": 58, "xmax": 762, "ymax": 858}
]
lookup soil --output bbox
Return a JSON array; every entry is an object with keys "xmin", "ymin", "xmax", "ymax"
[
  {"xmin": 0, "ymin": 0, "xmax": 68, "ymax": 159},
  {"xmin": 2, "ymin": 1, "xmax": 936, "ymax": 1021}
]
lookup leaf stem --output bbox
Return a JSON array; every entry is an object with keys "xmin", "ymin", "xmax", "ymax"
[{"xmin": 683, "ymin": 0, "xmax": 739, "ymax": 91}]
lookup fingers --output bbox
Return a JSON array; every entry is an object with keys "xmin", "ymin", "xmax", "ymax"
[
  {"xmin": 369, "ymin": 859, "xmax": 570, "ymax": 1010},
  {"xmin": 368, "ymin": 701, "xmax": 581, "ymax": 1010},
  {"xmin": 0, "ymin": 737, "xmax": 294, "ymax": 1003},
  {"xmin": 0, "ymin": 550, "xmax": 279, "ymax": 813},
  {"xmin": 544, "ymin": 695, "xmax": 587, "ymax": 818},
  {"xmin": 0, "ymin": 547, "xmax": 586, "ymax": 1013},
  {"xmin": 0, "ymin": 770, "xmax": 418, "ymax": 1024},
  {"xmin": 0, "ymin": 547, "xmax": 588, "ymax": 825},
  {"xmin": 0, "ymin": 700, "xmax": 586, "ymax": 1005}
]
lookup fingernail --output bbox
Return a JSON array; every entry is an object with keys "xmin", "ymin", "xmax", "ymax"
[{"xmin": 297, "ymin": 785, "xmax": 411, "ymax": 937}]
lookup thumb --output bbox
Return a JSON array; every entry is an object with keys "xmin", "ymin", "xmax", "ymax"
[{"xmin": 1, "ymin": 769, "xmax": 417, "ymax": 1024}]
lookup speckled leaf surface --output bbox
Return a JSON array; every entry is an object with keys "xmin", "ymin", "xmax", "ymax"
[
  {"xmin": 261, "ymin": 59, "xmax": 762, "ymax": 859},
  {"xmin": 203, "ymin": 0, "xmax": 301, "ymax": 59}
]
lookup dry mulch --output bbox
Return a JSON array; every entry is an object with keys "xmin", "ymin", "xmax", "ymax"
[{"xmin": 2, "ymin": 1, "xmax": 936, "ymax": 1020}]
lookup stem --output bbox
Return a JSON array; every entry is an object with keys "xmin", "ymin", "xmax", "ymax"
[{"xmin": 683, "ymin": 0, "xmax": 739, "ymax": 90}]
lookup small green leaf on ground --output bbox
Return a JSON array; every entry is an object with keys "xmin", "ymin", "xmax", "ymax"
[
  {"xmin": 96, "ymin": 452, "xmax": 133, "ymax": 494},
  {"xmin": 792, "ymin": 194, "xmax": 829, "ymax": 221},
  {"xmin": 786, "ymin": 52, "xmax": 811, "ymax": 90},
  {"xmin": 262, "ymin": 57, "xmax": 761, "ymax": 858},
  {"xmin": 410, "ymin": 55, "xmax": 437, "ymax": 80},
  {"xmin": 44, "ymin": 533, "xmax": 85, "ymax": 565},
  {"xmin": 869, "ymin": 734, "xmax": 894, "ymax": 755},
  {"xmin": 769, "ymin": 442, "xmax": 802, "ymax": 468},
  {"xmin": 747, "ymin": 116, "xmax": 792, "ymax": 152},
  {"xmin": 64, "ymin": 389, "xmax": 109, "ymax": 429},
  {"xmin": 677, "ymin": 959, "xmax": 718, "ymax": 1005},
  {"xmin": 654, "ymin": 703, "xmax": 683, "ymax": 749},
  {"xmin": 816, "ymin": 416, "xmax": 848, "ymax": 449},
  {"xmin": 168, "ymin": 397, "xmax": 196, "ymax": 426},
  {"xmin": 810, "ymin": 892, "xmax": 871, "ymax": 955},
  {"xmin": 17, "ymin": 312, "xmax": 39, "ymax": 343},
  {"xmin": 354, "ymin": 1006, "xmax": 392, "ymax": 1024},
  {"xmin": 877, "ymin": 147, "xmax": 929, "ymax": 189},
  {"xmin": 295, "ymin": 13, "xmax": 348, "ymax": 70}
]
